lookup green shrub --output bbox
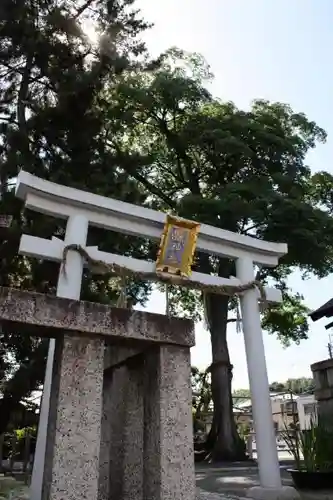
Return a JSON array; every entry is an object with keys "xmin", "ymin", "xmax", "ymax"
[{"xmin": 281, "ymin": 417, "xmax": 333, "ymax": 471}]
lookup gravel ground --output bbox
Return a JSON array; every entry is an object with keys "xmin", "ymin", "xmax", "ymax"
[
  {"xmin": 1, "ymin": 477, "xmax": 237, "ymax": 500},
  {"xmin": 197, "ymin": 488, "xmax": 246, "ymax": 499},
  {"xmin": 0, "ymin": 479, "xmax": 240, "ymax": 500}
]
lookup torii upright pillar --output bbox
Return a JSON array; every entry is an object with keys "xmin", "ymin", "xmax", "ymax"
[{"xmin": 236, "ymin": 257, "xmax": 299, "ymax": 500}]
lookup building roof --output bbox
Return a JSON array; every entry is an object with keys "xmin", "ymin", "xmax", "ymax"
[{"xmin": 310, "ymin": 298, "xmax": 333, "ymax": 322}]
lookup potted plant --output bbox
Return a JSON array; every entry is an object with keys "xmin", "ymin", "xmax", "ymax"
[{"xmin": 281, "ymin": 418, "xmax": 333, "ymax": 490}]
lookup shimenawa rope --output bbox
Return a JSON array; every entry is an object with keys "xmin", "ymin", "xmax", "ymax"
[{"xmin": 61, "ymin": 244, "xmax": 267, "ymax": 320}]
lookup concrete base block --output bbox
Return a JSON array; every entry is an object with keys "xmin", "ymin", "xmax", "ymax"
[{"xmin": 247, "ymin": 486, "xmax": 301, "ymax": 500}]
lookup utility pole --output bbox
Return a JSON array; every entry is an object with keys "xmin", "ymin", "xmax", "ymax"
[{"xmin": 328, "ymin": 334, "xmax": 333, "ymax": 359}]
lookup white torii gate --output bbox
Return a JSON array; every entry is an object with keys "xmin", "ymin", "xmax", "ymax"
[{"xmin": 15, "ymin": 170, "xmax": 298, "ymax": 500}]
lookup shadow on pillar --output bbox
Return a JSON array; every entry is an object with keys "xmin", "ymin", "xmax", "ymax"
[
  {"xmin": 99, "ymin": 351, "xmax": 144, "ymax": 500},
  {"xmin": 99, "ymin": 344, "xmax": 195, "ymax": 500}
]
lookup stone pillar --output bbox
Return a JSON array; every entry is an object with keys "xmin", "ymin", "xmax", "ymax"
[
  {"xmin": 311, "ymin": 358, "xmax": 333, "ymax": 422},
  {"xmin": 143, "ymin": 344, "xmax": 195, "ymax": 500},
  {"xmin": 44, "ymin": 334, "xmax": 104, "ymax": 500},
  {"xmin": 99, "ymin": 350, "xmax": 144, "ymax": 500}
]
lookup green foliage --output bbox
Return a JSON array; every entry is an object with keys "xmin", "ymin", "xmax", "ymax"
[
  {"xmin": 282, "ymin": 418, "xmax": 333, "ymax": 472},
  {"xmin": 262, "ymin": 291, "xmax": 310, "ymax": 346},
  {"xmin": 191, "ymin": 366, "xmax": 212, "ymax": 434},
  {"xmin": 14, "ymin": 425, "xmax": 37, "ymax": 441},
  {"xmin": 162, "ymin": 285, "xmax": 203, "ymax": 322},
  {"xmin": 269, "ymin": 377, "xmax": 315, "ymax": 394},
  {"xmin": 109, "ymin": 51, "xmax": 333, "ymax": 340},
  {"xmin": 191, "ymin": 366, "xmax": 212, "ymax": 415},
  {"xmin": 237, "ymin": 422, "xmax": 251, "ymax": 441},
  {"xmin": 309, "ymin": 171, "xmax": 333, "ymax": 215},
  {"xmin": 106, "ymin": 51, "xmax": 333, "ymax": 458}
]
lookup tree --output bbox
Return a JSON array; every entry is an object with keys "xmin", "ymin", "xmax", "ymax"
[
  {"xmin": 191, "ymin": 366, "xmax": 212, "ymax": 432},
  {"xmin": 269, "ymin": 378, "xmax": 314, "ymax": 394},
  {"xmin": 103, "ymin": 49, "xmax": 333, "ymax": 460},
  {"xmin": 0, "ymin": 0, "xmax": 157, "ymax": 433}
]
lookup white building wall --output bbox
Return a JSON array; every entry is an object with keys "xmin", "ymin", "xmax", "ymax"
[{"xmin": 297, "ymin": 395, "xmax": 317, "ymax": 430}]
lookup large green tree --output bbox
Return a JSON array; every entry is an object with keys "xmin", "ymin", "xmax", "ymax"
[
  {"xmin": 0, "ymin": 0, "xmax": 157, "ymax": 433},
  {"xmin": 103, "ymin": 50, "xmax": 333, "ymax": 460}
]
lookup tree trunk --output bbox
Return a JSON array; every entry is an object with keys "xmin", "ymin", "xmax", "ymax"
[{"xmin": 205, "ymin": 293, "xmax": 246, "ymax": 461}]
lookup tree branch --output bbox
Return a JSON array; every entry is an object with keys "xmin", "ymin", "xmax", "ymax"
[
  {"xmin": 109, "ymin": 142, "xmax": 178, "ymax": 210},
  {"xmin": 154, "ymin": 115, "xmax": 202, "ymax": 195},
  {"xmin": 73, "ymin": 0, "xmax": 96, "ymax": 19}
]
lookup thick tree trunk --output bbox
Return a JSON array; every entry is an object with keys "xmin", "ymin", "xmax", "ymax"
[{"xmin": 205, "ymin": 293, "xmax": 246, "ymax": 461}]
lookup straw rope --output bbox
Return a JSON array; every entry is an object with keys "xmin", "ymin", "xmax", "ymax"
[{"xmin": 61, "ymin": 244, "xmax": 267, "ymax": 315}]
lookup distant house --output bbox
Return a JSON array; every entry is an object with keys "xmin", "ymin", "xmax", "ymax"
[
  {"xmin": 233, "ymin": 392, "xmax": 316, "ymax": 432},
  {"xmin": 233, "ymin": 398, "xmax": 252, "ymax": 427},
  {"xmin": 270, "ymin": 393, "xmax": 298, "ymax": 431},
  {"xmin": 233, "ymin": 392, "xmax": 299, "ymax": 431},
  {"xmin": 198, "ymin": 391, "xmax": 317, "ymax": 437},
  {"xmin": 297, "ymin": 394, "xmax": 317, "ymax": 429}
]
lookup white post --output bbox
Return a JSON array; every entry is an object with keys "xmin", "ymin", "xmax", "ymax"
[
  {"xmin": 30, "ymin": 214, "xmax": 89, "ymax": 500},
  {"xmin": 236, "ymin": 256, "xmax": 281, "ymax": 489}
]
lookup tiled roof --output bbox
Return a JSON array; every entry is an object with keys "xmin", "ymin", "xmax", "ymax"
[{"xmin": 310, "ymin": 298, "xmax": 333, "ymax": 321}]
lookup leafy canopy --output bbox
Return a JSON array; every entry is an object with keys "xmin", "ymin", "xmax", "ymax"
[{"xmin": 102, "ymin": 49, "xmax": 333, "ymax": 345}]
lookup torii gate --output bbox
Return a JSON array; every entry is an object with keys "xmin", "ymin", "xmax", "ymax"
[{"xmin": 15, "ymin": 170, "xmax": 298, "ymax": 500}]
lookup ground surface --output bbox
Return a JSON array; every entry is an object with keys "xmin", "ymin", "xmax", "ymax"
[
  {"xmin": 196, "ymin": 462, "xmax": 333, "ymax": 500},
  {"xmin": 196, "ymin": 462, "xmax": 293, "ymax": 497},
  {"xmin": 2, "ymin": 463, "xmax": 333, "ymax": 499}
]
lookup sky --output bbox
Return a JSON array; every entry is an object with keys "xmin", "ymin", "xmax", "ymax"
[{"xmin": 129, "ymin": 0, "xmax": 333, "ymax": 388}]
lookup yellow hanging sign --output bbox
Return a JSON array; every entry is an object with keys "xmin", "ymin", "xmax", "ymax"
[{"xmin": 156, "ymin": 215, "xmax": 200, "ymax": 278}]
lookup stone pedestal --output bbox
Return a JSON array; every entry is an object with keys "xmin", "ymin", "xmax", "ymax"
[
  {"xmin": 44, "ymin": 335, "xmax": 104, "ymax": 500},
  {"xmin": 0, "ymin": 287, "xmax": 195, "ymax": 500}
]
